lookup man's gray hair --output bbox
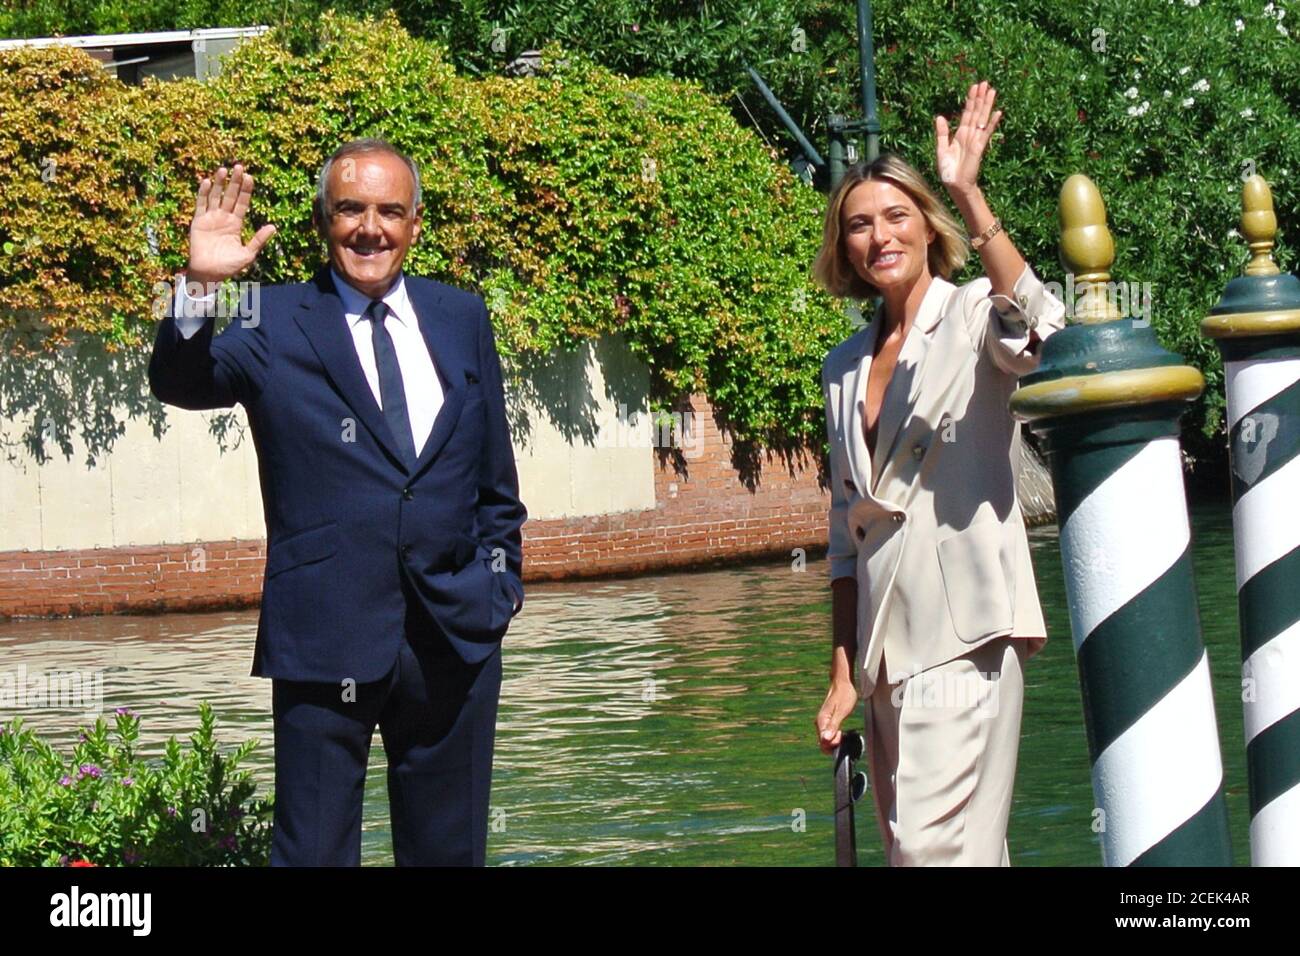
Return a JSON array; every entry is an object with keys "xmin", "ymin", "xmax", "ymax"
[{"xmin": 313, "ymin": 138, "xmax": 423, "ymax": 221}]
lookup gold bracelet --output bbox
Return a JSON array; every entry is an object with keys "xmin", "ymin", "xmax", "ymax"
[{"xmin": 970, "ymin": 218, "xmax": 1003, "ymax": 250}]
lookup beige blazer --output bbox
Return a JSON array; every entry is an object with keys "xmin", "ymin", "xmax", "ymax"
[{"xmin": 822, "ymin": 265, "xmax": 1067, "ymax": 697}]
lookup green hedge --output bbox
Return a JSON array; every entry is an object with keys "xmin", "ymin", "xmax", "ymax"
[
  {"xmin": 0, "ymin": 12, "xmax": 847, "ymax": 451},
  {"xmin": 0, "ymin": 703, "xmax": 273, "ymax": 867},
  {"xmin": 9, "ymin": 1, "xmax": 1300, "ymax": 464}
]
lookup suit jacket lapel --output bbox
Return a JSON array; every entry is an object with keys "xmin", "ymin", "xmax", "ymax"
[
  {"xmin": 843, "ymin": 302, "xmax": 881, "ymax": 499},
  {"xmin": 870, "ymin": 277, "xmax": 955, "ymax": 489},
  {"xmin": 293, "ymin": 268, "xmax": 409, "ymax": 470},
  {"xmin": 408, "ymin": 280, "xmax": 466, "ymax": 481}
]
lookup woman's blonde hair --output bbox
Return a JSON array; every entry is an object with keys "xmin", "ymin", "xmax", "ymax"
[{"xmin": 811, "ymin": 153, "xmax": 968, "ymax": 301}]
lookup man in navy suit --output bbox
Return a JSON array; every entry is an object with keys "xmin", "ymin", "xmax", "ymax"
[{"xmin": 149, "ymin": 139, "xmax": 526, "ymax": 866}]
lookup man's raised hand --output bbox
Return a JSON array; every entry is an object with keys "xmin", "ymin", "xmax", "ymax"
[{"xmin": 186, "ymin": 164, "xmax": 277, "ymax": 287}]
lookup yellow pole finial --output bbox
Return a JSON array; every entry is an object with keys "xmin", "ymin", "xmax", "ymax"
[
  {"xmin": 1059, "ymin": 174, "xmax": 1120, "ymax": 324},
  {"xmin": 1241, "ymin": 174, "xmax": 1281, "ymax": 277}
]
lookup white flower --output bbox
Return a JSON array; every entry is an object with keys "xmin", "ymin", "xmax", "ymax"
[
  {"xmin": 1279, "ymin": 22, "xmax": 1290, "ymax": 35},
  {"xmin": 1183, "ymin": 0, "xmax": 1200, "ymax": 6},
  {"xmin": 1124, "ymin": 86, "xmax": 1139, "ymax": 98},
  {"xmin": 1163, "ymin": 89, "xmax": 1173, "ymax": 97},
  {"xmin": 1179, "ymin": 65, "xmax": 1192, "ymax": 75},
  {"xmin": 1236, "ymin": 18, "xmax": 1246, "ymax": 31},
  {"xmin": 1264, "ymin": 2, "xmax": 1275, "ymax": 15},
  {"xmin": 1079, "ymin": 73, "xmax": 1087, "ymax": 81},
  {"xmin": 1182, "ymin": 96, "xmax": 1196, "ymax": 107},
  {"xmin": 1127, "ymin": 102, "xmax": 1150, "ymax": 117},
  {"xmin": 1241, "ymin": 107, "xmax": 1255, "ymax": 117},
  {"xmin": 1192, "ymin": 78, "xmax": 1210, "ymax": 92}
]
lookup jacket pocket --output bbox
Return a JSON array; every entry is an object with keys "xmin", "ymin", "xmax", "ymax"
[
  {"xmin": 266, "ymin": 521, "xmax": 339, "ymax": 578},
  {"xmin": 936, "ymin": 519, "xmax": 1014, "ymax": 643}
]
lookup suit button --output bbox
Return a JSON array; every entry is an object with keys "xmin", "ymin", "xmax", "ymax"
[
  {"xmin": 912, "ymin": 443, "xmax": 924, "ymax": 460},
  {"xmin": 891, "ymin": 513, "xmax": 904, "ymax": 524},
  {"xmin": 843, "ymin": 479, "xmax": 855, "ymax": 493},
  {"xmin": 401, "ymin": 544, "xmax": 412, "ymax": 557},
  {"xmin": 402, "ymin": 488, "xmax": 413, "ymax": 501}
]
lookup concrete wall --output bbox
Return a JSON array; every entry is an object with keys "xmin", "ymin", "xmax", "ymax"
[
  {"xmin": 0, "ymin": 333, "xmax": 656, "ymax": 552},
  {"xmin": 0, "ymin": 328, "xmax": 835, "ymax": 619}
]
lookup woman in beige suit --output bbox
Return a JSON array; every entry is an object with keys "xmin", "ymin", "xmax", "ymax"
[{"xmin": 811, "ymin": 82, "xmax": 1066, "ymax": 866}]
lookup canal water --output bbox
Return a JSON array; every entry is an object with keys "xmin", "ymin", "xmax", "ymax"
[{"xmin": 0, "ymin": 503, "xmax": 1251, "ymax": 866}]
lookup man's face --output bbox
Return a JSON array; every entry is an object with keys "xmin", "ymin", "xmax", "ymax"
[{"xmin": 318, "ymin": 151, "xmax": 422, "ymax": 299}]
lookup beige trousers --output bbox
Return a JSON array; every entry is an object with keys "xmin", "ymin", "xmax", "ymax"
[{"xmin": 864, "ymin": 637, "xmax": 1027, "ymax": 866}]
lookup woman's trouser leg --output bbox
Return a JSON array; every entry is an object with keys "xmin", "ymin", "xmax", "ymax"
[{"xmin": 865, "ymin": 637, "xmax": 1027, "ymax": 866}]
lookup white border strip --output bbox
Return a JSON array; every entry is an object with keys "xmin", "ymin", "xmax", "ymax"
[
  {"xmin": 1092, "ymin": 653, "xmax": 1222, "ymax": 867},
  {"xmin": 1225, "ymin": 358, "xmax": 1300, "ymax": 431},
  {"xmin": 1060, "ymin": 437, "xmax": 1190, "ymax": 647},
  {"xmin": 1250, "ymin": 781, "xmax": 1300, "ymax": 866},
  {"xmin": 1243, "ymin": 619, "xmax": 1300, "ymax": 742},
  {"xmin": 1233, "ymin": 454, "xmax": 1300, "ymax": 585}
]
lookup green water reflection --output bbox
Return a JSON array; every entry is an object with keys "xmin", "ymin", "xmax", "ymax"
[{"xmin": 0, "ymin": 503, "xmax": 1250, "ymax": 865}]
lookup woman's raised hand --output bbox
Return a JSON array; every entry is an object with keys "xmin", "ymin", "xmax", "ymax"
[
  {"xmin": 186, "ymin": 164, "xmax": 277, "ymax": 286},
  {"xmin": 934, "ymin": 81, "xmax": 1002, "ymax": 195}
]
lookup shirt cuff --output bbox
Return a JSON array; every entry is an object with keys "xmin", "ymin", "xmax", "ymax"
[
  {"xmin": 986, "ymin": 264, "xmax": 1045, "ymax": 336},
  {"xmin": 174, "ymin": 276, "xmax": 218, "ymax": 339}
]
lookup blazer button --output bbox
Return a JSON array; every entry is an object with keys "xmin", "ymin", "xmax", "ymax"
[
  {"xmin": 891, "ymin": 512, "xmax": 904, "ymax": 524},
  {"xmin": 843, "ymin": 479, "xmax": 855, "ymax": 493},
  {"xmin": 912, "ymin": 443, "xmax": 924, "ymax": 460},
  {"xmin": 401, "ymin": 544, "xmax": 412, "ymax": 557},
  {"xmin": 402, "ymin": 488, "xmax": 413, "ymax": 501}
]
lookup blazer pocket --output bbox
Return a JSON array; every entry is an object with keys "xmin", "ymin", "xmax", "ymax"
[
  {"xmin": 266, "ymin": 521, "xmax": 339, "ymax": 578},
  {"xmin": 936, "ymin": 519, "xmax": 1014, "ymax": 643}
]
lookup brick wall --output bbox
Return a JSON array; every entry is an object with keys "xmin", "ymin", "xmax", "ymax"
[
  {"xmin": 524, "ymin": 395, "xmax": 828, "ymax": 579},
  {"xmin": 0, "ymin": 543, "xmax": 266, "ymax": 618},
  {"xmin": 0, "ymin": 395, "xmax": 830, "ymax": 619}
]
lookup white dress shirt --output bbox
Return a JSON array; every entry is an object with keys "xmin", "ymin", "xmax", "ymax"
[{"xmin": 173, "ymin": 270, "xmax": 444, "ymax": 456}]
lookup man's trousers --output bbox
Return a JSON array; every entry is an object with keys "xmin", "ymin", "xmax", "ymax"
[
  {"xmin": 268, "ymin": 608, "xmax": 501, "ymax": 867},
  {"xmin": 864, "ymin": 636, "xmax": 1027, "ymax": 866}
]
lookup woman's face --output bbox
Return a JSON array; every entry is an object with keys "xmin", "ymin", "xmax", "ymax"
[{"xmin": 840, "ymin": 179, "xmax": 936, "ymax": 295}]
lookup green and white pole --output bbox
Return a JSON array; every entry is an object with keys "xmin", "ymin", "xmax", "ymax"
[
  {"xmin": 1204, "ymin": 175, "xmax": 1300, "ymax": 866},
  {"xmin": 1011, "ymin": 174, "xmax": 1233, "ymax": 866}
]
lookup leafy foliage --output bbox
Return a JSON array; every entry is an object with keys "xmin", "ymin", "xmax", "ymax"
[
  {"xmin": 6, "ymin": 2, "xmax": 1300, "ymax": 458},
  {"xmin": 0, "ymin": 13, "xmax": 846, "ymax": 448},
  {"xmin": 0, "ymin": 702, "xmax": 273, "ymax": 866}
]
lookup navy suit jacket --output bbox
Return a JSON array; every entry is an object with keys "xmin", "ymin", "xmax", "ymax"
[{"xmin": 148, "ymin": 267, "xmax": 527, "ymax": 683}]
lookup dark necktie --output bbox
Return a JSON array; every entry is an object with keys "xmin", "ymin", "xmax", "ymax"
[{"xmin": 365, "ymin": 299, "xmax": 417, "ymax": 467}]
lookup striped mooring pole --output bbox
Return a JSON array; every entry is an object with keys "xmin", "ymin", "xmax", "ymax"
[
  {"xmin": 1203, "ymin": 175, "xmax": 1300, "ymax": 865},
  {"xmin": 1010, "ymin": 174, "xmax": 1233, "ymax": 866}
]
